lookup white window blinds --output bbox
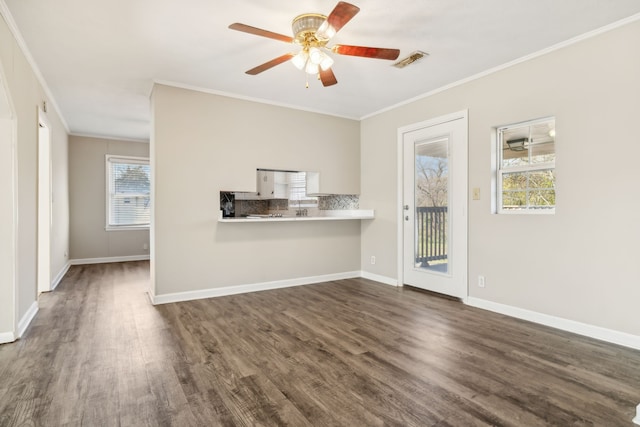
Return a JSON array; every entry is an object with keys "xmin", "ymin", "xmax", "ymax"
[
  {"xmin": 106, "ymin": 156, "xmax": 150, "ymax": 228},
  {"xmin": 288, "ymin": 172, "xmax": 318, "ymax": 207}
]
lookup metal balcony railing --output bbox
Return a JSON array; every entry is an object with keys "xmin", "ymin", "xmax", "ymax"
[{"xmin": 415, "ymin": 206, "xmax": 447, "ymax": 265}]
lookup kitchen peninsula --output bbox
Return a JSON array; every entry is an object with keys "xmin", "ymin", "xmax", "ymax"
[
  {"xmin": 218, "ymin": 209, "xmax": 374, "ymax": 223},
  {"xmin": 220, "ymin": 169, "xmax": 373, "ymax": 222}
]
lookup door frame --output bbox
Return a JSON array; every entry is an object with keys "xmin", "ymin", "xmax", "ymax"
[
  {"xmin": 396, "ymin": 110, "xmax": 468, "ymax": 298},
  {"xmin": 37, "ymin": 107, "xmax": 52, "ymax": 294}
]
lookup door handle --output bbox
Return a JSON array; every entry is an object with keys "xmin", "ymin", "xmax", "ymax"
[
  {"xmin": 405, "ymin": 215, "xmax": 409, "ymax": 221},
  {"xmin": 404, "ymin": 205, "xmax": 410, "ymax": 211}
]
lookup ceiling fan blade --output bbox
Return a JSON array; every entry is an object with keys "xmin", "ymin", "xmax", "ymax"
[
  {"xmin": 229, "ymin": 23, "xmax": 294, "ymax": 44},
  {"xmin": 332, "ymin": 45, "xmax": 400, "ymax": 60},
  {"xmin": 319, "ymin": 68, "xmax": 338, "ymax": 87},
  {"xmin": 245, "ymin": 53, "xmax": 294, "ymax": 75},
  {"xmin": 316, "ymin": 2, "xmax": 360, "ymax": 40}
]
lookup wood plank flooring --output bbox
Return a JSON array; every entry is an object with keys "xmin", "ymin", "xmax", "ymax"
[{"xmin": 1, "ymin": 261, "xmax": 639, "ymax": 426}]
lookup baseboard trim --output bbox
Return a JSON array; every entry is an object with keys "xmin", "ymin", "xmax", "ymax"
[
  {"xmin": 0, "ymin": 331, "xmax": 16, "ymax": 344},
  {"xmin": 51, "ymin": 262, "xmax": 70, "ymax": 290},
  {"xmin": 70, "ymin": 255, "xmax": 150, "ymax": 265},
  {"xmin": 151, "ymin": 271, "xmax": 361, "ymax": 305},
  {"xmin": 146, "ymin": 290, "xmax": 156, "ymax": 305},
  {"xmin": 465, "ymin": 297, "xmax": 640, "ymax": 351},
  {"xmin": 17, "ymin": 301, "xmax": 38, "ymax": 339},
  {"xmin": 360, "ymin": 271, "xmax": 399, "ymax": 287}
]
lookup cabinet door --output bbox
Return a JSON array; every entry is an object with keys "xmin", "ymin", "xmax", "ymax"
[
  {"xmin": 273, "ymin": 172, "xmax": 289, "ymax": 199},
  {"xmin": 234, "ymin": 192, "xmax": 260, "ymax": 200},
  {"xmin": 258, "ymin": 171, "xmax": 275, "ymax": 199}
]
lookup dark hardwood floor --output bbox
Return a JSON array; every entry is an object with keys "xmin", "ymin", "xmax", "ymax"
[{"xmin": 1, "ymin": 261, "xmax": 639, "ymax": 426}]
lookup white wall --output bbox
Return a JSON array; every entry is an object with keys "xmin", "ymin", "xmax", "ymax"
[
  {"xmin": 361, "ymin": 20, "xmax": 640, "ymax": 336},
  {"xmin": 0, "ymin": 12, "xmax": 69, "ymax": 339},
  {"xmin": 50, "ymin": 116, "xmax": 69, "ymax": 283},
  {"xmin": 69, "ymin": 135, "xmax": 150, "ymax": 261},
  {"xmin": 151, "ymin": 84, "xmax": 361, "ymax": 298}
]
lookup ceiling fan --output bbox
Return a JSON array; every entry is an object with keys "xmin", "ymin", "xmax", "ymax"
[{"xmin": 229, "ymin": 1, "xmax": 401, "ymax": 87}]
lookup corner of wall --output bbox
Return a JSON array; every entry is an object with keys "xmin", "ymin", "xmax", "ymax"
[
  {"xmin": 51, "ymin": 261, "xmax": 70, "ymax": 290},
  {"xmin": 16, "ymin": 301, "xmax": 38, "ymax": 339},
  {"xmin": 0, "ymin": 331, "xmax": 16, "ymax": 344},
  {"xmin": 360, "ymin": 271, "xmax": 398, "ymax": 287}
]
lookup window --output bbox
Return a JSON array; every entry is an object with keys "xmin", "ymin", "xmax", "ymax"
[
  {"xmin": 496, "ymin": 117, "xmax": 556, "ymax": 213},
  {"xmin": 288, "ymin": 171, "xmax": 318, "ymax": 208},
  {"xmin": 106, "ymin": 155, "xmax": 150, "ymax": 229}
]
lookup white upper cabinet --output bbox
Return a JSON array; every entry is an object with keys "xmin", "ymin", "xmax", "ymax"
[
  {"xmin": 258, "ymin": 170, "xmax": 287, "ymax": 199},
  {"xmin": 236, "ymin": 170, "xmax": 289, "ymax": 200}
]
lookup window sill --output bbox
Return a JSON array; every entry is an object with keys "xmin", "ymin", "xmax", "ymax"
[
  {"xmin": 105, "ymin": 225, "xmax": 150, "ymax": 232},
  {"xmin": 497, "ymin": 209, "xmax": 555, "ymax": 215}
]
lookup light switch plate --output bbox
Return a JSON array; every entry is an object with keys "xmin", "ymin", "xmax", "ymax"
[{"xmin": 472, "ymin": 187, "xmax": 480, "ymax": 200}]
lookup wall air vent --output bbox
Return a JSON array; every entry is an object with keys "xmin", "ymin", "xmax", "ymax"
[{"xmin": 393, "ymin": 51, "xmax": 429, "ymax": 68}]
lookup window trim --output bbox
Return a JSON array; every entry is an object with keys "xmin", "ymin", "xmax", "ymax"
[
  {"xmin": 105, "ymin": 155, "xmax": 150, "ymax": 231},
  {"xmin": 495, "ymin": 117, "xmax": 556, "ymax": 214}
]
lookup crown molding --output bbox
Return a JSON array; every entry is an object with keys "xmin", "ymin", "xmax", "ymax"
[
  {"xmin": 69, "ymin": 132, "xmax": 149, "ymax": 144},
  {"xmin": 0, "ymin": 1, "xmax": 70, "ymax": 133},
  {"xmin": 362, "ymin": 12, "xmax": 640, "ymax": 120}
]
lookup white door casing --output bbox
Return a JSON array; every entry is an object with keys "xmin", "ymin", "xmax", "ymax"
[{"xmin": 37, "ymin": 108, "xmax": 52, "ymax": 294}]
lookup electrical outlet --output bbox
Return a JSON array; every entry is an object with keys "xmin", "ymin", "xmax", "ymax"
[
  {"xmin": 478, "ymin": 275, "xmax": 485, "ymax": 288},
  {"xmin": 370, "ymin": 256, "xmax": 376, "ymax": 265},
  {"xmin": 143, "ymin": 243, "xmax": 149, "ymax": 250}
]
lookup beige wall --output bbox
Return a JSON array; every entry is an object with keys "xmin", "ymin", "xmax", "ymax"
[
  {"xmin": 361, "ymin": 20, "xmax": 640, "ymax": 336},
  {"xmin": 69, "ymin": 135, "xmax": 149, "ymax": 260},
  {"xmin": 151, "ymin": 84, "xmax": 360, "ymax": 297},
  {"xmin": 0, "ymin": 78, "xmax": 14, "ymax": 336},
  {"xmin": 0, "ymin": 13, "xmax": 69, "ymax": 337},
  {"xmin": 51, "ymin": 114, "xmax": 70, "ymax": 284}
]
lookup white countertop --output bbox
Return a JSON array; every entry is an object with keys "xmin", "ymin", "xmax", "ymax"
[{"xmin": 218, "ymin": 209, "xmax": 374, "ymax": 223}]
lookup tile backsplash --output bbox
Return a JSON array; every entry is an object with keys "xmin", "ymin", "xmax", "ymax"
[
  {"xmin": 236, "ymin": 200, "xmax": 270, "ymax": 217},
  {"xmin": 318, "ymin": 195, "xmax": 359, "ymax": 210}
]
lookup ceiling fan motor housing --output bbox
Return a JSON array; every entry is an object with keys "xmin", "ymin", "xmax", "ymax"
[{"xmin": 292, "ymin": 13, "xmax": 328, "ymax": 46}]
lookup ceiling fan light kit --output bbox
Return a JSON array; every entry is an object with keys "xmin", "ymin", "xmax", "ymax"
[
  {"xmin": 229, "ymin": 1, "xmax": 401, "ymax": 87},
  {"xmin": 292, "ymin": 13, "xmax": 327, "ymax": 42},
  {"xmin": 506, "ymin": 138, "xmax": 528, "ymax": 151}
]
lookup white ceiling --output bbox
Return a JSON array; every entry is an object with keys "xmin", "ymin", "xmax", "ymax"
[{"xmin": 3, "ymin": 0, "xmax": 640, "ymax": 141}]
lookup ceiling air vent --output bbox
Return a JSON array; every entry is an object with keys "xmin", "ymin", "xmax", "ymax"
[{"xmin": 393, "ymin": 51, "xmax": 429, "ymax": 69}]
